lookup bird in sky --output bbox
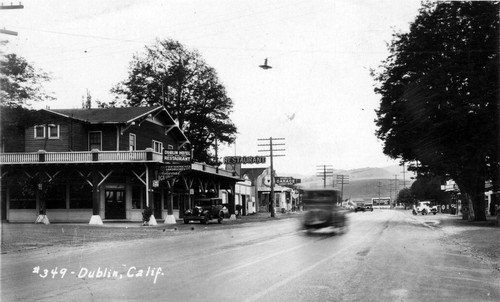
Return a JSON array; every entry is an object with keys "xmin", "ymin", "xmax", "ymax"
[{"xmin": 259, "ymin": 58, "xmax": 272, "ymax": 70}]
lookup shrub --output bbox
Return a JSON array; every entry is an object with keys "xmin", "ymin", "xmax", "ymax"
[{"xmin": 142, "ymin": 206, "xmax": 153, "ymax": 223}]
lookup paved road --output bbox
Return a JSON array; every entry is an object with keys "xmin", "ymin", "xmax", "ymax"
[{"xmin": 1, "ymin": 210, "xmax": 499, "ymax": 301}]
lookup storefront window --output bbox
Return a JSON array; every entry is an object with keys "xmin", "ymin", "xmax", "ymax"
[
  {"xmin": 46, "ymin": 185, "xmax": 66, "ymax": 209},
  {"xmin": 69, "ymin": 184, "xmax": 92, "ymax": 209},
  {"xmin": 132, "ymin": 186, "xmax": 145, "ymax": 209},
  {"xmin": 164, "ymin": 193, "xmax": 182, "ymax": 210},
  {"xmin": 9, "ymin": 186, "xmax": 36, "ymax": 209}
]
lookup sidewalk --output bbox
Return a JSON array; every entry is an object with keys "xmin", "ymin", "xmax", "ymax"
[{"xmin": 0, "ymin": 211, "xmax": 303, "ymax": 254}]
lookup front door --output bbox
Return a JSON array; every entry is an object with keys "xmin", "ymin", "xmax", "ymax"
[{"xmin": 105, "ymin": 189, "xmax": 126, "ymax": 219}]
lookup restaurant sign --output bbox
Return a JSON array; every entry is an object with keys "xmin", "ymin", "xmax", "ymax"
[
  {"xmin": 223, "ymin": 156, "xmax": 266, "ymax": 164},
  {"xmin": 163, "ymin": 150, "xmax": 191, "ymax": 163}
]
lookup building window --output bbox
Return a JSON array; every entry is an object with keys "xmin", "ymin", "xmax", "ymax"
[
  {"xmin": 153, "ymin": 140, "xmax": 163, "ymax": 153},
  {"xmin": 48, "ymin": 124, "xmax": 60, "ymax": 139},
  {"xmin": 9, "ymin": 186, "xmax": 36, "ymax": 209},
  {"xmin": 89, "ymin": 131, "xmax": 102, "ymax": 151},
  {"xmin": 132, "ymin": 186, "xmax": 145, "ymax": 209},
  {"xmin": 69, "ymin": 184, "xmax": 92, "ymax": 209},
  {"xmin": 129, "ymin": 133, "xmax": 136, "ymax": 151},
  {"xmin": 34, "ymin": 125, "xmax": 45, "ymax": 139},
  {"xmin": 46, "ymin": 185, "xmax": 66, "ymax": 209}
]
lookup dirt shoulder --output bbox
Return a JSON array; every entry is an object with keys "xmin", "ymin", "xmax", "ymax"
[{"xmin": 407, "ymin": 211, "xmax": 500, "ymax": 272}]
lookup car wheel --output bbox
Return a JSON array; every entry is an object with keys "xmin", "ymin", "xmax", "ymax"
[
  {"xmin": 433, "ymin": 212, "xmax": 437, "ymax": 215},
  {"xmin": 184, "ymin": 219, "xmax": 189, "ymax": 224},
  {"xmin": 218, "ymin": 212, "xmax": 224, "ymax": 224}
]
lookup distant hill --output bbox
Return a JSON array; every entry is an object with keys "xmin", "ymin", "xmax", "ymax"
[{"xmin": 293, "ymin": 165, "xmax": 415, "ymax": 202}]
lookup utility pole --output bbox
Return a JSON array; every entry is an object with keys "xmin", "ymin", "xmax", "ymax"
[
  {"xmin": 400, "ymin": 161, "xmax": 407, "ymax": 189},
  {"xmin": 336, "ymin": 174, "xmax": 349, "ymax": 203},
  {"xmin": 393, "ymin": 174, "xmax": 399, "ymax": 208},
  {"xmin": 258, "ymin": 137, "xmax": 285, "ymax": 218},
  {"xmin": 1, "ymin": 2, "xmax": 24, "ymax": 36},
  {"xmin": 377, "ymin": 181, "xmax": 382, "ymax": 205},
  {"xmin": 316, "ymin": 165, "xmax": 333, "ymax": 188}
]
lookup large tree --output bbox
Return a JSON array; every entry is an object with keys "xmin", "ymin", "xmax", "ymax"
[
  {"xmin": 0, "ymin": 53, "xmax": 54, "ymax": 108},
  {"xmin": 112, "ymin": 39, "xmax": 237, "ymax": 164},
  {"xmin": 409, "ymin": 174, "xmax": 448, "ymax": 205},
  {"xmin": 0, "ymin": 53, "xmax": 54, "ymax": 151},
  {"xmin": 372, "ymin": 1, "xmax": 499, "ymax": 221}
]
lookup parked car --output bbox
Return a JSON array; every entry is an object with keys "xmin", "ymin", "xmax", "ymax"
[
  {"xmin": 364, "ymin": 204, "xmax": 374, "ymax": 212},
  {"xmin": 416, "ymin": 201, "xmax": 437, "ymax": 215},
  {"xmin": 354, "ymin": 202, "xmax": 365, "ymax": 212},
  {"xmin": 184, "ymin": 198, "xmax": 226, "ymax": 224}
]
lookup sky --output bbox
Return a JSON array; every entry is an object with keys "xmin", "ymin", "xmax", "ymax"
[{"xmin": 1, "ymin": 0, "xmax": 424, "ymax": 176}]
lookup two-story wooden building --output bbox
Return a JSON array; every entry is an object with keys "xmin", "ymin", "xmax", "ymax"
[{"xmin": 0, "ymin": 106, "xmax": 241, "ymax": 224}]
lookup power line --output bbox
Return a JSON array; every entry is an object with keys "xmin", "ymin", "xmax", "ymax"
[
  {"xmin": 316, "ymin": 165, "xmax": 333, "ymax": 188},
  {"xmin": 336, "ymin": 174, "xmax": 349, "ymax": 202},
  {"xmin": 258, "ymin": 137, "xmax": 285, "ymax": 218}
]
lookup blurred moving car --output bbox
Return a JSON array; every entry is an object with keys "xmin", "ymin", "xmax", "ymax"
[
  {"xmin": 184, "ymin": 198, "xmax": 226, "ymax": 224},
  {"xmin": 354, "ymin": 202, "xmax": 365, "ymax": 212},
  {"xmin": 302, "ymin": 188, "xmax": 348, "ymax": 234}
]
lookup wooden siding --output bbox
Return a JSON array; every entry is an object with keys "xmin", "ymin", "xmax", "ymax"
[
  {"xmin": 87, "ymin": 124, "xmax": 118, "ymax": 151},
  {"xmin": 120, "ymin": 120, "xmax": 179, "ymax": 151},
  {"xmin": 20, "ymin": 110, "xmax": 182, "ymax": 153},
  {"xmin": 25, "ymin": 115, "xmax": 69, "ymax": 152}
]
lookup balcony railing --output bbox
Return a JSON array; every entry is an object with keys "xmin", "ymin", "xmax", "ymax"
[{"xmin": 0, "ymin": 149, "xmax": 163, "ymax": 165}]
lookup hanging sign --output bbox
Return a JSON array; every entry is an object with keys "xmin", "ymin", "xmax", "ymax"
[
  {"xmin": 157, "ymin": 164, "xmax": 191, "ymax": 180},
  {"xmin": 163, "ymin": 150, "xmax": 191, "ymax": 163},
  {"xmin": 275, "ymin": 177, "xmax": 301, "ymax": 186}
]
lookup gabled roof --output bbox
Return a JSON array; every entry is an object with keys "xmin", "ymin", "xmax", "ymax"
[
  {"xmin": 45, "ymin": 106, "xmax": 162, "ymax": 124},
  {"xmin": 43, "ymin": 106, "xmax": 190, "ymax": 147}
]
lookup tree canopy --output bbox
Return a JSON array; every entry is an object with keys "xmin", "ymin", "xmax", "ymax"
[
  {"xmin": 112, "ymin": 39, "xmax": 237, "ymax": 165},
  {"xmin": 0, "ymin": 53, "xmax": 54, "ymax": 108},
  {"xmin": 372, "ymin": 1, "xmax": 499, "ymax": 220}
]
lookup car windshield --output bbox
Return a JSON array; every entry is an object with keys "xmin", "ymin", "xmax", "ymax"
[{"xmin": 196, "ymin": 200, "xmax": 213, "ymax": 207}]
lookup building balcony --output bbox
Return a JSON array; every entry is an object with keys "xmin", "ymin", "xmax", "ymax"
[{"xmin": 0, "ymin": 149, "xmax": 163, "ymax": 165}]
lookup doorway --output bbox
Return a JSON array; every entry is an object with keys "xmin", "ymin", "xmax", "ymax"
[{"xmin": 105, "ymin": 189, "xmax": 126, "ymax": 219}]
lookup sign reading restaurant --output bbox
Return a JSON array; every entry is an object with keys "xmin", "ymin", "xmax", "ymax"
[
  {"xmin": 223, "ymin": 156, "xmax": 266, "ymax": 164},
  {"xmin": 163, "ymin": 150, "xmax": 191, "ymax": 163}
]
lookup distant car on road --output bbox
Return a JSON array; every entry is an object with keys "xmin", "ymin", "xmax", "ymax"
[
  {"xmin": 416, "ymin": 201, "xmax": 437, "ymax": 215},
  {"xmin": 364, "ymin": 204, "xmax": 374, "ymax": 212},
  {"xmin": 302, "ymin": 188, "xmax": 347, "ymax": 234},
  {"xmin": 184, "ymin": 198, "xmax": 226, "ymax": 224},
  {"xmin": 354, "ymin": 202, "xmax": 365, "ymax": 212}
]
